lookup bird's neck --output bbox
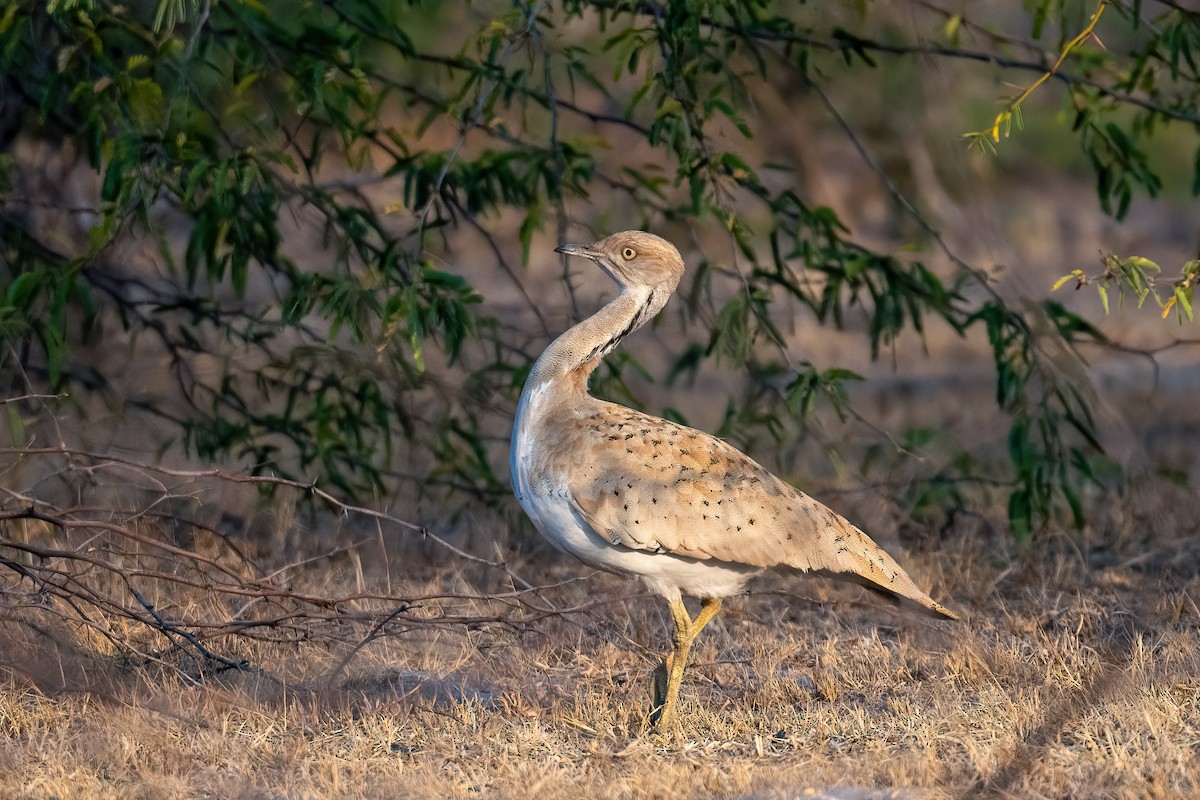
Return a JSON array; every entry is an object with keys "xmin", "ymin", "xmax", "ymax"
[{"xmin": 528, "ymin": 285, "xmax": 668, "ymax": 394}]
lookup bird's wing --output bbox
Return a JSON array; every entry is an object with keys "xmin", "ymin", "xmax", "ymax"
[{"xmin": 565, "ymin": 404, "xmax": 957, "ymax": 619}]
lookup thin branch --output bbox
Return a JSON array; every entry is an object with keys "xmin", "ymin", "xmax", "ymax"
[
  {"xmin": 0, "ymin": 446, "xmax": 536, "ymax": 590},
  {"xmin": 0, "ymin": 393, "xmax": 67, "ymax": 405},
  {"xmin": 128, "ymin": 587, "xmax": 254, "ymax": 678},
  {"xmin": 591, "ymin": 0, "xmax": 1200, "ymax": 125},
  {"xmin": 807, "ymin": 80, "xmax": 1001, "ymax": 301},
  {"xmin": 411, "ymin": 0, "xmax": 553, "ymax": 250},
  {"xmin": 966, "ymin": 0, "xmax": 1109, "ymax": 146}
]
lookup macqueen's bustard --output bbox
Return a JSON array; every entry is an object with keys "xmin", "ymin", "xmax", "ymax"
[{"xmin": 510, "ymin": 230, "xmax": 958, "ymax": 735}]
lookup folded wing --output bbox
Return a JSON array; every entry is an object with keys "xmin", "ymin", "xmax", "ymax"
[{"xmin": 566, "ymin": 404, "xmax": 957, "ymax": 620}]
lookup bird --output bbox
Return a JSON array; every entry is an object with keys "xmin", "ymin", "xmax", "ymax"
[{"xmin": 510, "ymin": 230, "xmax": 958, "ymax": 736}]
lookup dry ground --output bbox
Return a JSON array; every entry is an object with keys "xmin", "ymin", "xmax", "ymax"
[{"xmin": 2, "ymin": 466, "xmax": 1198, "ymax": 800}]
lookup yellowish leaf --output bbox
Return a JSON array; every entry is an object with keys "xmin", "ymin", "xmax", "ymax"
[{"xmin": 1052, "ymin": 271, "xmax": 1083, "ymax": 291}]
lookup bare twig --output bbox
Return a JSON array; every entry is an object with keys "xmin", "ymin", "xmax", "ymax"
[
  {"xmin": 0, "ymin": 393, "xmax": 68, "ymax": 405},
  {"xmin": 0, "ymin": 444, "xmax": 607, "ymax": 681}
]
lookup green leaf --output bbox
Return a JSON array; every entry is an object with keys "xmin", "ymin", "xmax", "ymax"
[
  {"xmin": 710, "ymin": 296, "xmax": 750, "ymax": 365},
  {"xmin": 823, "ymin": 367, "xmax": 864, "ymax": 383},
  {"xmin": 7, "ymin": 406, "xmax": 25, "ymax": 445},
  {"xmin": 127, "ymin": 77, "xmax": 165, "ymax": 130},
  {"xmin": 1008, "ymin": 488, "xmax": 1032, "ymax": 539},
  {"xmin": 6, "ymin": 272, "xmax": 43, "ymax": 308},
  {"xmin": 1175, "ymin": 286, "xmax": 1194, "ymax": 321},
  {"xmin": 518, "ymin": 207, "xmax": 541, "ymax": 266}
]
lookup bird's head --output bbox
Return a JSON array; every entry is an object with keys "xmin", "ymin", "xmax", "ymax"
[{"xmin": 555, "ymin": 230, "xmax": 685, "ymax": 291}]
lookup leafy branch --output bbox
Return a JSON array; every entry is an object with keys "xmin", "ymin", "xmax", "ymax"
[
  {"xmin": 1054, "ymin": 255, "xmax": 1200, "ymax": 322},
  {"xmin": 964, "ymin": 0, "xmax": 1109, "ymax": 152}
]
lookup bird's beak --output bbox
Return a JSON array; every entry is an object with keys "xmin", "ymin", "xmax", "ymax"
[
  {"xmin": 554, "ymin": 243, "xmax": 603, "ymax": 261},
  {"xmin": 556, "ymin": 242, "xmax": 623, "ymax": 284}
]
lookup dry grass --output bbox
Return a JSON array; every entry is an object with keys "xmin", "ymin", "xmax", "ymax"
[{"xmin": 2, "ymin": 470, "xmax": 1198, "ymax": 800}]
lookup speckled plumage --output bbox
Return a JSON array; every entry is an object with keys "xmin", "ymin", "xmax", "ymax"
[
  {"xmin": 510, "ymin": 231, "xmax": 957, "ymax": 733},
  {"xmin": 566, "ymin": 405, "xmax": 954, "ymax": 613}
]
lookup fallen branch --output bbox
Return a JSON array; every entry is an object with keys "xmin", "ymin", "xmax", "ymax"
[{"xmin": 0, "ymin": 444, "xmax": 591, "ymax": 685}]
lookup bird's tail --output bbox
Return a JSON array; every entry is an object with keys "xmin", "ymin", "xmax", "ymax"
[
  {"xmin": 842, "ymin": 569, "xmax": 960, "ymax": 620},
  {"xmin": 798, "ymin": 516, "xmax": 959, "ymax": 621}
]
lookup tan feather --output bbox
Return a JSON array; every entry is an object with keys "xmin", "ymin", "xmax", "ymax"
[{"xmin": 563, "ymin": 400, "xmax": 958, "ymax": 619}]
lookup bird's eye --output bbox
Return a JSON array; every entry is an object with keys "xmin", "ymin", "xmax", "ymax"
[{"xmin": 622, "ymin": 247, "xmax": 637, "ymax": 260}]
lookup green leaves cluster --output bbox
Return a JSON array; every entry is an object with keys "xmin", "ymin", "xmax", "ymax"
[
  {"xmin": 973, "ymin": 301, "xmax": 1107, "ymax": 537},
  {"xmin": 1055, "ymin": 255, "xmax": 1199, "ymax": 322}
]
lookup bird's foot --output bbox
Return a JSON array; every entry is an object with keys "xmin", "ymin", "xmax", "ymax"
[
  {"xmin": 645, "ymin": 713, "xmax": 680, "ymax": 742},
  {"xmin": 646, "ymin": 664, "xmax": 681, "ymax": 741}
]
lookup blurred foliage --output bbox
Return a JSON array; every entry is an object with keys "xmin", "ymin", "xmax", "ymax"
[
  {"xmin": 0, "ymin": 0, "xmax": 1197, "ymax": 537},
  {"xmin": 1054, "ymin": 254, "xmax": 1199, "ymax": 322}
]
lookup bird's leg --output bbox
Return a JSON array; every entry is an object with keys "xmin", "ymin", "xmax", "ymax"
[
  {"xmin": 650, "ymin": 599, "xmax": 690, "ymax": 724},
  {"xmin": 691, "ymin": 596, "xmax": 723, "ymax": 638},
  {"xmin": 649, "ymin": 596, "xmax": 722, "ymax": 736}
]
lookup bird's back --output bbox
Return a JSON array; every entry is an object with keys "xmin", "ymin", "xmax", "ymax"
[{"xmin": 550, "ymin": 399, "xmax": 957, "ymax": 619}]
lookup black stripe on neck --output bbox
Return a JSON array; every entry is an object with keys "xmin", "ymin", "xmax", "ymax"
[{"xmin": 582, "ymin": 288, "xmax": 658, "ymax": 363}]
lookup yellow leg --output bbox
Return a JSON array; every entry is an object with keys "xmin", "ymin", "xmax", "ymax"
[
  {"xmin": 691, "ymin": 596, "xmax": 723, "ymax": 636},
  {"xmin": 650, "ymin": 596, "xmax": 723, "ymax": 736}
]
